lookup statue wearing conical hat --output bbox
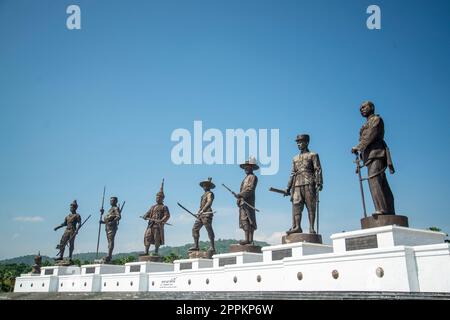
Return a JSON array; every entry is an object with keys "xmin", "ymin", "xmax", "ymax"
[
  {"xmin": 31, "ymin": 252, "xmax": 42, "ymax": 274},
  {"xmin": 237, "ymin": 157, "xmax": 259, "ymax": 245},
  {"xmin": 54, "ymin": 200, "xmax": 82, "ymax": 261},
  {"xmin": 189, "ymin": 177, "xmax": 216, "ymax": 253},
  {"xmin": 142, "ymin": 180, "xmax": 171, "ymax": 255}
]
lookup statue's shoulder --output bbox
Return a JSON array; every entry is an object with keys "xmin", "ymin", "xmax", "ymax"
[
  {"xmin": 369, "ymin": 114, "xmax": 383, "ymax": 124},
  {"xmin": 293, "ymin": 154, "xmax": 301, "ymax": 161}
]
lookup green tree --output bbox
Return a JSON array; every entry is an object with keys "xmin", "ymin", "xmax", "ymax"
[{"xmin": 163, "ymin": 252, "xmax": 181, "ymax": 263}]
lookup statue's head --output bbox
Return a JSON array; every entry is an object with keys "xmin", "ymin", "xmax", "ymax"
[
  {"xmin": 360, "ymin": 101, "xmax": 375, "ymax": 117},
  {"xmin": 70, "ymin": 200, "xmax": 78, "ymax": 213},
  {"xmin": 110, "ymin": 196, "xmax": 118, "ymax": 206},
  {"xmin": 295, "ymin": 134, "xmax": 310, "ymax": 151}
]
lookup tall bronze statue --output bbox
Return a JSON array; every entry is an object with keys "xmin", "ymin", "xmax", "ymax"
[
  {"xmin": 285, "ymin": 134, "xmax": 323, "ymax": 235},
  {"xmin": 54, "ymin": 200, "xmax": 82, "ymax": 261},
  {"xmin": 236, "ymin": 157, "xmax": 259, "ymax": 245},
  {"xmin": 351, "ymin": 101, "xmax": 395, "ymax": 215},
  {"xmin": 142, "ymin": 180, "xmax": 170, "ymax": 255},
  {"xmin": 99, "ymin": 196, "xmax": 122, "ymax": 263},
  {"xmin": 189, "ymin": 177, "xmax": 216, "ymax": 253}
]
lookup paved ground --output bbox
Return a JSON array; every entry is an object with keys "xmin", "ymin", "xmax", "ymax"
[{"xmin": 1, "ymin": 291, "xmax": 450, "ymax": 300}]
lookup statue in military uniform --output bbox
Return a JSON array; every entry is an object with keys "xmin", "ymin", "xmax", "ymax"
[
  {"xmin": 142, "ymin": 180, "xmax": 170, "ymax": 255},
  {"xmin": 237, "ymin": 157, "xmax": 259, "ymax": 245},
  {"xmin": 352, "ymin": 101, "xmax": 395, "ymax": 215},
  {"xmin": 54, "ymin": 200, "xmax": 82, "ymax": 261},
  {"xmin": 285, "ymin": 134, "xmax": 323, "ymax": 235},
  {"xmin": 100, "ymin": 196, "xmax": 121, "ymax": 263},
  {"xmin": 189, "ymin": 177, "xmax": 216, "ymax": 253}
]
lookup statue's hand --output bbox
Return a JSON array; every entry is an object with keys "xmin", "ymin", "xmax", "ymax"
[
  {"xmin": 284, "ymin": 189, "xmax": 291, "ymax": 197},
  {"xmin": 351, "ymin": 147, "xmax": 359, "ymax": 154},
  {"xmin": 100, "ymin": 208, "xmax": 104, "ymax": 214},
  {"xmin": 317, "ymin": 184, "xmax": 323, "ymax": 192}
]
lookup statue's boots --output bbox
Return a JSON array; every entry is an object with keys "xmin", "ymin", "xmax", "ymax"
[
  {"xmin": 189, "ymin": 238, "xmax": 200, "ymax": 251},
  {"xmin": 286, "ymin": 226, "xmax": 303, "ymax": 235}
]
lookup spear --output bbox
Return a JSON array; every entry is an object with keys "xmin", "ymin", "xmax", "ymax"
[{"xmin": 96, "ymin": 186, "xmax": 106, "ymax": 259}]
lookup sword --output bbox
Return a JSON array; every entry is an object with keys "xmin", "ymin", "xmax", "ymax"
[
  {"xmin": 354, "ymin": 153, "xmax": 368, "ymax": 218},
  {"xmin": 316, "ymin": 190, "xmax": 320, "ymax": 234},
  {"xmin": 269, "ymin": 187, "xmax": 289, "ymax": 196},
  {"xmin": 221, "ymin": 184, "xmax": 260, "ymax": 212},
  {"xmin": 139, "ymin": 216, "xmax": 173, "ymax": 226}
]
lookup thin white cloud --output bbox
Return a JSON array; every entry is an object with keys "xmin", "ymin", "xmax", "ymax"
[
  {"xmin": 12, "ymin": 233, "xmax": 20, "ymax": 240},
  {"xmin": 13, "ymin": 216, "xmax": 45, "ymax": 223},
  {"xmin": 254, "ymin": 231, "xmax": 285, "ymax": 245}
]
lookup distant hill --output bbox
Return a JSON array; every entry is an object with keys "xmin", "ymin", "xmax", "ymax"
[{"xmin": 0, "ymin": 239, "xmax": 270, "ymax": 265}]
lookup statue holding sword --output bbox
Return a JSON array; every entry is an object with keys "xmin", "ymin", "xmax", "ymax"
[
  {"xmin": 270, "ymin": 134, "xmax": 323, "ymax": 240},
  {"xmin": 181, "ymin": 177, "xmax": 217, "ymax": 253},
  {"xmin": 223, "ymin": 157, "xmax": 260, "ymax": 246}
]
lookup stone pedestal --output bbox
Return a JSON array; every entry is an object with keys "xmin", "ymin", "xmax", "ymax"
[
  {"xmin": 125, "ymin": 261, "xmax": 173, "ymax": 273},
  {"xmin": 282, "ymin": 233, "xmax": 323, "ymax": 244},
  {"xmin": 174, "ymin": 258, "xmax": 213, "ymax": 271},
  {"xmin": 331, "ymin": 225, "xmax": 446, "ymax": 253},
  {"xmin": 213, "ymin": 251, "xmax": 263, "ymax": 268},
  {"xmin": 229, "ymin": 244, "xmax": 262, "ymax": 253},
  {"xmin": 262, "ymin": 242, "xmax": 333, "ymax": 262},
  {"xmin": 139, "ymin": 255, "xmax": 163, "ymax": 262},
  {"xmin": 188, "ymin": 250, "xmax": 215, "ymax": 259},
  {"xmin": 41, "ymin": 266, "xmax": 80, "ymax": 276},
  {"xmin": 81, "ymin": 264, "xmax": 125, "ymax": 275},
  {"xmin": 361, "ymin": 214, "xmax": 409, "ymax": 229},
  {"xmin": 54, "ymin": 260, "xmax": 73, "ymax": 267}
]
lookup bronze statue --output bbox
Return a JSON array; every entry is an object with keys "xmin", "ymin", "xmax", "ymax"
[
  {"xmin": 188, "ymin": 177, "xmax": 216, "ymax": 253},
  {"xmin": 31, "ymin": 252, "xmax": 42, "ymax": 274},
  {"xmin": 352, "ymin": 101, "xmax": 395, "ymax": 215},
  {"xmin": 285, "ymin": 134, "xmax": 323, "ymax": 235},
  {"xmin": 54, "ymin": 200, "xmax": 82, "ymax": 261},
  {"xmin": 142, "ymin": 180, "xmax": 170, "ymax": 255},
  {"xmin": 236, "ymin": 157, "xmax": 259, "ymax": 245},
  {"xmin": 99, "ymin": 196, "xmax": 122, "ymax": 263}
]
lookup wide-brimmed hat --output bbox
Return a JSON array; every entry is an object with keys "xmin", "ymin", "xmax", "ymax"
[
  {"xmin": 239, "ymin": 157, "xmax": 260, "ymax": 170},
  {"xmin": 200, "ymin": 177, "xmax": 215, "ymax": 189},
  {"xmin": 295, "ymin": 134, "xmax": 310, "ymax": 142}
]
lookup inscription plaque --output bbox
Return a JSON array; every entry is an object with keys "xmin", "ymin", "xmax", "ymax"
[
  {"xmin": 85, "ymin": 267, "xmax": 96, "ymax": 274},
  {"xmin": 44, "ymin": 269, "xmax": 54, "ymax": 275},
  {"xmin": 130, "ymin": 265, "xmax": 141, "ymax": 273},
  {"xmin": 345, "ymin": 235, "xmax": 378, "ymax": 251},
  {"xmin": 180, "ymin": 262, "xmax": 192, "ymax": 270},
  {"xmin": 272, "ymin": 248, "xmax": 292, "ymax": 261},
  {"xmin": 219, "ymin": 257, "xmax": 237, "ymax": 267}
]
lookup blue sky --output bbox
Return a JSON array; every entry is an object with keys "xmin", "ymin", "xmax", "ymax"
[{"xmin": 0, "ymin": 0, "xmax": 449, "ymax": 259}]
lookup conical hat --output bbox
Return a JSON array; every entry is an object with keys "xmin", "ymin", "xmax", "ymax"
[{"xmin": 156, "ymin": 179, "xmax": 165, "ymax": 197}]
